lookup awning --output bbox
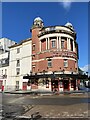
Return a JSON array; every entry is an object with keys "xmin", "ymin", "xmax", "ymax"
[{"xmin": 23, "ymin": 73, "xmax": 88, "ymax": 80}]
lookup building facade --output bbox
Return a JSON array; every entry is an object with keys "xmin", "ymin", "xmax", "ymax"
[
  {"xmin": 7, "ymin": 38, "xmax": 32, "ymax": 91},
  {"xmin": 26, "ymin": 17, "xmax": 79, "ymax": 92},
  {"xmin": 0, "ymin": 38, "xmax": 16, "ymax": 91}
]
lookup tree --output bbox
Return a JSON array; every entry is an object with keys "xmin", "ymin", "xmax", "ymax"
[{"xmin": 78, "ymin": 67, "xmax": 84, "ymax": 75}]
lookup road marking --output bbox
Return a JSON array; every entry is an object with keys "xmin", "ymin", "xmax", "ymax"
[{"xmin": 8, "ymin": 96, "xmax": 25, "ymax": 103}]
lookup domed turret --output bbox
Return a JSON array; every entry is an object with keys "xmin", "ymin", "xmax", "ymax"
[
  {"xmin": 33, "ymin": 17, "xmax": 44, "ymax": 28},
  {"xmin": 34, "ymin": 17, "xmax": 43, "ymax": 22},
  {"xmin": 65, "ymin": 22, "xmax": 74, "ymax": 30}
]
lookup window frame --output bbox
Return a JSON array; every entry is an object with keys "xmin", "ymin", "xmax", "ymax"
[
  {"xmin": 32, "ymin": 44, "xmax": 35, "ymax": 51},
  {"xmin": 16, "ymin": 68, "xmax": 20, "ymax": 75},
  {"xmin": 48, "ymin": 59, "xmax": 52, "ymax": 68},
  {"xmin": 51, "ymin": 39, "xmax": 56, "ymax": 48},
  {"xmin": 61, "ymin": 40, "xmax": 64, "ymax": 49},
  {"xmin": 64, "ymin": 59, "xmax": 68, "ymax": 67},
  {"xmin": 16, "ymin": 60, "xmax": 20, "ymax": 67},
  {"xmin": 17, "ymin": 48, "xmax": 20, "ymax": 54}
]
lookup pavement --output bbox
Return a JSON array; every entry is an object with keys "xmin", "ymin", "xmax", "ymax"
[{"xmin": 3, "ymin": 89, "xmax": 90, "ymax": 95}]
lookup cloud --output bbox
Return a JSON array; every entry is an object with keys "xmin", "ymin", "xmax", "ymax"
[
  {"xmin": 61, "ymin": 0, "xmax": 73, "ymax": 11},
  {"xmin": 80, "ymin": 65, "xmax": 90, "ymax": 72}
]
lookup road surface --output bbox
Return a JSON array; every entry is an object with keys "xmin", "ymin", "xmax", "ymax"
[{"xmin": 0, "ymin": 93, "xmax": 90, "ymax": 119}]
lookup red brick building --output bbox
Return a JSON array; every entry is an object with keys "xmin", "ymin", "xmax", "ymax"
[{"xmin": 24, "ymin": 17, "xmax": 83, "ymax": 92}]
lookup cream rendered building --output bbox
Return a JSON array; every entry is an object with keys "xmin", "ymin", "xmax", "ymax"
[
  {"xmin": 7, "ymin": 38, "xmax": 32, "ymax": 91},
  {"xmin": 0, "ymin": 38, "xmax": 16, "ymax": 91}
]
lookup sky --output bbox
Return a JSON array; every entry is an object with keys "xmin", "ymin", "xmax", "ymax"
[{"xmin": 2, "ymin": 2, "xmax": 88, "ymax": 72}]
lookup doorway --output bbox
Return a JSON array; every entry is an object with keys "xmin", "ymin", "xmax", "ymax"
[
  {"xmin": 52, "ymin": 80, "xmax": 59, "ymax": 92},
  {"xmin": 63, "ymin": 80, "xmax": 69, "ymax": 91},
  {"xmin": 23, "ymin": 82, "xmax": 27, "ymax": 90},
  {"xmin": 71, "ymin": 80, "xmax": 76, "ymax": 90}
]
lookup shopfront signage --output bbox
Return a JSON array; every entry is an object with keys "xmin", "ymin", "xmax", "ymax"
[{"xmin": 53, "ymin": 51, "xmax": 77, "ymax": 59}]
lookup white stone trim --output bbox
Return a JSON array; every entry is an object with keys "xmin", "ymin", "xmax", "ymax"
[
  {"xmin": 46, "ymin": 38, "xmax": 48, "ymax": 50},
  {"xmin": 32, "ymin": 57, "xmax": 76, "ymax": 62},
  {"xmin": 73, "ymin": 40, "xmax": 75, "ymax": 52},
  {"xmin": 39, "ymin": 33, "xmax": 74, "ymax": 41},
  {"xmin": 48, "ymin": 37, "xmax": 49, "ymax": 49},
  {"xmin": 59, "ymin": 36, "xmax": 61, "ymax": 49},
  {"xmin": 57, "ymin": 36, "xmax": 58, "ymax": 49},
  {"xmin": 68, "ymin": 38, "xmax": 71, "ymax": 50},
  {"xmin": 32, "ymin": 58, "xmax": 45, "ymax": 62},
  {"xmin": 23, "ymin": 79, "xmax": 28, "ymax": 82},
  {"xmin": 55, "ymin": 26, "xmax": 73, "ymax": 33},
  {"xmin": 52, "ymin": 57, "xmax": 76, "ymax": 61}
]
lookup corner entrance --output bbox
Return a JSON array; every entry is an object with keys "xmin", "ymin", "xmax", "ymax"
[{"xmin": 63, "ymin": 80, "xmax": 69, "ymax": 91}]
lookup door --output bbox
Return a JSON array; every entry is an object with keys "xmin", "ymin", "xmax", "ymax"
[
  {"xmin": 23, "ymin": 82, "xmax": 27, "ymax": 90},
  {"xmin": 52, "ymin": 80, "xmax": 59, "ymax": 92},
  {"xmin": 71, "ymin": 80, "xmax": 76, "ymax": 90},
  {"xmin": 63, "ymin": 80, "xmax": 69, "ymax": 91}
]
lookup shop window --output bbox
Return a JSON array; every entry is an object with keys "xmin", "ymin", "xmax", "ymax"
[
  {"xmin": 35, "ymin": 80, "xmax": 38, "ymax": 86},
  {"xmin": 64, "ymin": 59, "xmax": 68, "ymax": 67},
  {"xmin": 46, "ymin": 80, "xmax": 49, "ymax": 88},
  {"xmin": 71, "ymin": 80, "xmax": 74, "ymax": 88},
  {"xmin": 60, "ymin": 81, "xmax": 63, "ymax": 88},
  {"xmin": 48, "ymin": 59, "xmax": 52, "ymax": 67},
  {"xmin": 43, "ymin": 79, "xmax": 46, "ymax": 85}
]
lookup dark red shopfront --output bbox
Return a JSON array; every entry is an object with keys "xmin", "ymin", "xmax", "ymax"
[{"xmin": 51, "ymin": 78, "xmax": 76, "ymax": 92}]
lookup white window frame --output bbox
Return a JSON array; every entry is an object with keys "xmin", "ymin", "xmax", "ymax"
[
  {"xmin": 48, "ymin": 59, "xmax": 52, "ymax": 67},
  {"xmin": 64, "ymin": 59, "xmax": 68, "ymax": 67},
  {"xmin": 51, "ymin": 39, "xmax": 56, "ymax": 48},
  {"xmin": 61, "ymin": 40, "xmax": 64, "ymax": 49}
]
